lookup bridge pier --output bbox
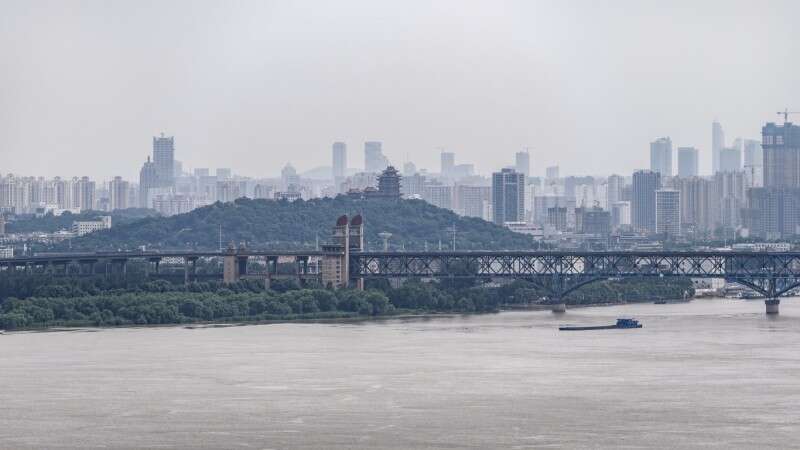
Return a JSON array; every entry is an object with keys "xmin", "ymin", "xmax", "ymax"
[
  {"xmin": 551, "ymin": 303, "xmax": 567, "ymax": 313},
  {"xmin": 765, "ymin": 298, "xmax": 780, "ymax": 315}
]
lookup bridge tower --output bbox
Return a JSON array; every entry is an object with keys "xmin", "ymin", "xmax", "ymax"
[
  {"xmin": 349, "ymin": 215, "xmax": 364, "ymax": 290},
  {"xmin": 223, "ymin": 242, "xmax": 249, "ymax": 284},
  {"xmin": 321, "ymin": 215, "xmax": 350, "ymax": 288}
]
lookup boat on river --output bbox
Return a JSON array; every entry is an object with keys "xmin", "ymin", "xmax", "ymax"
[{"xmin": 559, "ymin": 318, "xmax": 642, "ymax": 331}]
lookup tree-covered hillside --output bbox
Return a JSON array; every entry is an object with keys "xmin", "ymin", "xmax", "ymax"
[
  {"xmin": 8, "ymin": 208, "xmax": 159, "ymax": 234},
  {"xmin": 58, "ymin": 196, "xmax": 537, "ymax": 252}
]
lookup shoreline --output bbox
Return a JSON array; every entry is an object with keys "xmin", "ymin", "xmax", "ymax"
[{"xmin": 1, "ymin": 298, "xmax": 705, "ymax": 334}]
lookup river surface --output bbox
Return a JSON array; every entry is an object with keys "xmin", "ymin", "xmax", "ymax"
[{"xmin": 2, "ymin": 298, "xmax": 800, "ymax": 449}]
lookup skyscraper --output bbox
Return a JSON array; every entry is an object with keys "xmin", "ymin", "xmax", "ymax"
[
  {"xmin": 712, "ymin": 121, "xmax": 725, "ymax": 174},
  {"xmin": 719, "ymin": 147, "xmax": 741, "ymax": 172},
  {"xmin": 332, "ymin": 142, "xmax": 347, "ymax": 179},
  {"xmin": 139, "ymin": 157, "xmax": 157, "ymax": 208},
  {"xmin": 546, "ymin": 166, "xmax": 560, "ymax": 180},
  {"xmin": 515, "ymin": 150, "xmax": 530, "ymax": 178},
  {"xmin": 631, "ymin": 170, "xmax": 661, "ymax": 233},
  {"xmin": 763, "ymin": 122, "xmax": 800, "ymax": 188},
  {"xmin": 743, "ymin": 139, "xmax": 763, "ymax": 187},
  {"xmin": 492, "ymin": 168, "xmax": 525, "ymax": 225},
  {"xmin": 364, "ymin": 141, "xmax": 388, "ymax": 173},
  {"xmin": 109, "ymin": 176, "xmax": 129, "ymax": 211},
  {"xmin": 152, "ymin": 133, "xmax": 175, "ymax": 188},
  {"xmin": 677, "ymin": 147, "xmax": 699, "ymax": 177},
  {"xmin": 440, "ymin": 151, "xmax": 455, "ymax": 176},
  {"xmin": 655, "ymin": 189, "xmax": 681, "ymax": 237},
  {"xmin": 649, "ymin": 137, "xmax": 673, "ymax": 177},
  {"xmin": 607, "ymin": 175, "xmax": 625, "ymax": 206},
  {"xmin": 745, "ymin": 121, "xmax": 800, "ymax": 239}
]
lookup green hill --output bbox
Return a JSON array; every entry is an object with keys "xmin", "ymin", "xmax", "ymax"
[
  {"xmin": 7, "ymin": 208, "xmax": 159, "ymax": 234},
  {"xmin": 57, "ymin": 196, "xmax": 537, "ymax": 252}
]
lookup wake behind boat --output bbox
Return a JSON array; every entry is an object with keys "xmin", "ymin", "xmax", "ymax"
[{"xmin": 559, "ymin": 318, "xmax": 642, "ymax": 331}]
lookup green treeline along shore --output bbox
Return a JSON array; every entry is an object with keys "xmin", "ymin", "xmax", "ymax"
[{"xmin": 0, "ymin": 274, "xmax": 692, "ymax": 330}]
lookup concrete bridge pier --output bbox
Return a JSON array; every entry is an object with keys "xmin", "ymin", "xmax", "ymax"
[
  {"xmin": 765, "ymin": 298, "xmax": 780, "ymax": 315},
  {"xmin": 551, "ymin": 302, "xmax": 567, "ymax": 313}
]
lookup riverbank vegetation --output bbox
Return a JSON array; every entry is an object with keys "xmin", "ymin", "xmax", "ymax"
[{"xmin": 0, "ymin": 274, "xmax": 692, "ymax": 330}]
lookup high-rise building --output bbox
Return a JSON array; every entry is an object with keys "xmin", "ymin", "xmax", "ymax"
[
  {"xmin": 576, "ymin": 206, "xmax": 611, "ymax": 235},
  {"xmin": 547, "ymin": 207, "xmax": 568, "ymax": 231},
  {"xmin": 678, "ymin": 177, "xmax": 713, "ymax": 236},
  {"xmin": 109, "ymin": 176, "xmax": 129, "ymax": 211},
  {"xmin": 152, "ymin": 133, "xmax": 175, "ymax": 188},
  {"xmin": 515, "ymin": 150, "xmax": 530, "ymax": 178},
  {"xmin": 74, "ymin": 176, "xmax": 95, "ymax": 211},
  {"xmin": 631, "ymin": 170, "xmax": 661, "ymax": 234},
  {"xmin": 763, "ymin": 122, "xmax": 800, "ymax": 188},
  {"xmin": 139, "ymin": 157, "xmax": 158, "ymax": 208},
  {"xmin": 677, "ymin": 147, "xmax": 699, "ymax": 177},
  {"xmin": 194, "ymin": 168, "xmax": 210, "ymax": 178},
  {"xmin": 607, "ymin": 175, "xmax": 625, "ymax": 206},
  {"xmin": 440, "ymin": 151, "xmax": 455, "ymax": 176},
  {"xmin": 423, "ymin": 184, "xmax": 453, "ymax": 210},
  {"xmin": 546, "ymin": 166, "xmax": 560, "ymax": 180},
  {"xmin": 743, "ymin": 139, "xmax": 763, "ymax": 187},
  {"xmin": 365, "ymin": 141, "xmax": 388, "ymax": 173},
  {"xmin": 712, "ymin": 120, "xmax": 725, "ymax": 174},
  {"xmin": 332, "ymin": 142, "xmax": 347, "ymax": 180},
  {"xmin": 743, "ymin": 139, "xmax": 763, "ymax": 168},
  {"xmin": 655, "ymin": 189, "xmax": 681, "ymax": 237},
  {"xmin": 281, "ymin": 164, "xmax": 300, "ymax": 189},
  {"xmin": 611, "ymin": 201, "xmax": 631, "ymax": 228},
  {"xmin": 650, "ymin": 137, "xmax": 673, "ymax": 177},
  {"xmin": 401, "ymin": 173, "xmax": 426, "ymax": 198},
  {"xmin": 745, "ymin": 121, "xmax": 800, "ymax": 239},
  {"xmin": 719, "ymin": 147, "xmax": 741, "ymax": 172},
  {"xmin": 492, "ymin": 168, "xmax": 525, "ymax": 225},
  {"xmin": 216, "ymin": 168, "xmax": 232, "ymax": 180},
  {"xmin": 714, "ymin": 170, "xmax": 746, "ymax": 230},
  {"xmin": 455, "ymin": 185, "xmax": 491, "ymax": 219},
  {"xmin": 402, "ymin": 161, "xmax": 417, "ymax": 176}
]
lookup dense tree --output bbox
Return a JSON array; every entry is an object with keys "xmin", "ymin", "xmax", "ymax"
[{"xmin": 45, "ymin": 196, "xmax": 539, "ymax": 252}]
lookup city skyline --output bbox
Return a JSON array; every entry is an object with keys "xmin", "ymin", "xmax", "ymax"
[{"xmin": 3, "ymin": 1, "xmax": 798, "ymax": 179}]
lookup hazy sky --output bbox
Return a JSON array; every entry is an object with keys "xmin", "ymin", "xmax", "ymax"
[{"xmin": 1, "ymin": 0, "xmax": 798, "ymax": 181}]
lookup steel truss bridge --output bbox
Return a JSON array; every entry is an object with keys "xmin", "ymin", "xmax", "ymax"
[
  {"xmin": 3, "ymin": 250, "xmax": 800, "ymax": 312},
  {"xmin": 351, "ymin": 251, "xmax": 800, "ymax": 304}
]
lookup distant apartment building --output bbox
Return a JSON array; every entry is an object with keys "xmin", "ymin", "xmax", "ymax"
[
  {"xmin": 364, "ymin": 141, "xmax": 388, "ymax": 173},
  {"xmin": 650, "ymin": 137, "xmax": 673, "ymax": 177},
  {"xmin": 109, "ymin": 176, "xmax": 129, "ymax": 211},
  {"xmin": 423, "ymin": 184, "xmax": 453, "ymax": 210},
  {"xmin": 655, "ymin": 189, "xmax": 680, "ymax": 237},
  {"xmin": 677, "ymin": 147, "xmax": 699, "ymax": 177},
  {"xmin": 440, "ymin": 151, "xmax": 455, "ymax": 176},
  {"xmin": 712, "ymin": 120, "xmax": 725, "ymax": 174},
  {"xmin": 611, "ymin": 201, "xmax": 631, "ymax": 228},
  {"xmin": 455, "ymin": 185, "xmax": 491, "ymax": 219},
  {"xmin": 631, "ymin": 170, "xmax": 661, "ymax": 234},
  {"xmin": 515, "ymin": 150, "xmax": 530, "ymax": 178},
  {"xmin": 332, "ymin": 141, "xmax": 347, "ymax": 180},
  {"xmin": 152, "ymin": 194, "xmax": 194, "ymax": 216},
  {"xmin": 153, "ymin": 133, "xmax": 175, "ymax": 188},
  {"xmin": 492, "ymin": 168, "xmax": 525, "ymax": 225},
  {"xmin": 72, "ymin": 216, "xmax": 112, "ymax": 236},
  {"xmin": 719, "ymin": 147, "xmax": 741, "ymax": 172}
]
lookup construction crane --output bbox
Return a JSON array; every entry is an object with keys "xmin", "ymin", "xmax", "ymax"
[{"xmin": 777, "ymin": 108, "xmax": 800, "ymax": 123}]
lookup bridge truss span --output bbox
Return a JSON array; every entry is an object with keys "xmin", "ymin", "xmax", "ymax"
[{"xmin": 351, "ymin": 251, "xmax": 800, "ymax": 303}]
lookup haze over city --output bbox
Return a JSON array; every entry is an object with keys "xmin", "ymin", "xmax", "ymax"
[
  {"xmin": 2, "ymin": 0, "xmax": 798, "ymax": 179},
  {"xmin": 6, "ymin": 3, "xmax": 800, "ymax": 449}
]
